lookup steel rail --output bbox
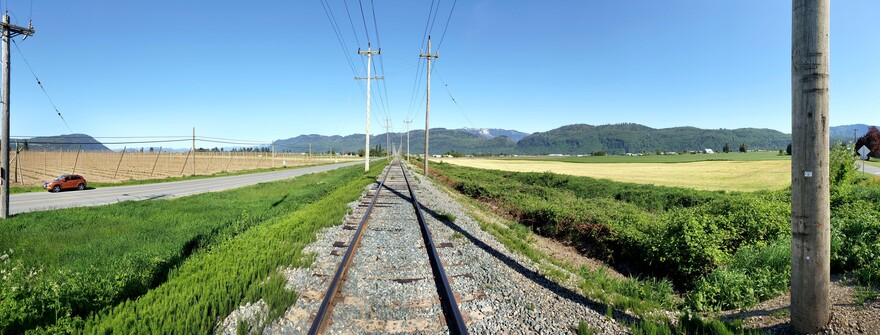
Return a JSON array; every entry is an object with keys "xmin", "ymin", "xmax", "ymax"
[
  {"xmin": 399, "ymin": 162, "xmax": 469, "ymax": 335},
  {"xmin": 307, "ymin": 162, "xmax": 392, "ymax": 335}
]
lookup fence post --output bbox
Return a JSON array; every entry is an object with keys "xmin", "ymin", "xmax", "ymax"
[
  {"xmin": 113, "ymin": 147, "xmax": 126, "ymax": 179},
  {"xmin": 72, "ymin": 145, "xmax": 81, "ymax": 174},
  {"xmin": 180, "ymin": 149, "xmax": 191, "ymax": 176},
  {"xmin": 150, "ymin": 146, "xmax": 162, "ymax": 178}
]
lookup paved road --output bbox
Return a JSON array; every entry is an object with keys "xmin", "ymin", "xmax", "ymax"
[
  {"xmin": 857, "ymin": 161, "xmax": 880, "ymax": 176},
  {"xmin": 10, "ymin": 161, "xmax": 363, "ymax": 215}
]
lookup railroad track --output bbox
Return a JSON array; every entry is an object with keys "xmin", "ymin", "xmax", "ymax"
[{"xmin": 307, "ymin": 159, "xmax": 468, "ymax": 335}]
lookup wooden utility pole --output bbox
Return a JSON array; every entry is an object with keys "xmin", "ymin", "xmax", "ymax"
[
  {"xmin": 191, "ymin": 127, "xmax": 196, "ymax": 176},
  {"xmin": 356, "ymin": 44, "xmax": 382, "ymax": 171},
  {"xmin": 791, "ymin": 0, "xmax": 831, "ymax": 333},
  {"xmin": 384, "ymin": 117, "xmax": 391, "ymax": 158},
  {"xmin": 0, "ymin": 13, "xmax": 33, "ymax": 218},
  {"xmin": 420, "ymin": 37, "xmax": 438, "ymax": 175},
  {"xmin": 404, "ymin": 119, "xmax": 412, "ymax": 159}
]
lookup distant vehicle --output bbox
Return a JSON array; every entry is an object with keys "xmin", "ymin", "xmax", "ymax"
[{"xmin": 43, "ymin": 174, "xmax": 87, "ymax": 192}]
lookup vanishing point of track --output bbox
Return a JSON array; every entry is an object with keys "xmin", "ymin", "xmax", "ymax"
[{"xmin": 307, "ymin": 159, "xmax": 468, "ymax": 335}]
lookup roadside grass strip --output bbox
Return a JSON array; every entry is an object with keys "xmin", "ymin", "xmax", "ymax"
[{"xmin": 0, "ymin": 162, "xmax": 385, "ymax": 333}]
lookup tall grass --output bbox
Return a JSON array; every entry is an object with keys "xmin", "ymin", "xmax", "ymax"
[{"xmin": 81, "ymin": 161, "xmax": 386, "ymax": 333}]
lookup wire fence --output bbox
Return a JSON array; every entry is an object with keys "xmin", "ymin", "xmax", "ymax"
[{"xmin": 9, "ymin": 150, "xmax": 359, "ymax": 185}]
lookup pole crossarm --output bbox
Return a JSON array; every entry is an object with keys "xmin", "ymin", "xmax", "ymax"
[{"xmin": 0, "ymin": 22, "xmax": 34, "ymax": 38}]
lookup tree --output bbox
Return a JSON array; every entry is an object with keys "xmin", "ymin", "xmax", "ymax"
[
  {"xmin": 786, "ymin": 143, "xmax": 792, "ymax": 155},
  {"xmin": 855, "ymin": 126, "xmax": 880, "ymax": 159},
  {"xmin": 738, "ymin": 143, "xmax": 747, "ymax": 153},
  {"xmin": 149, "ymin": 147, "xmax": 154, "ymax": 152},
  {"xmin": 22, "ymin": 140, "xmax": 28, "ymax": 151},
  {"xmin": 722, "ymin": 143, "xmax": 730, "ymax": 153}
]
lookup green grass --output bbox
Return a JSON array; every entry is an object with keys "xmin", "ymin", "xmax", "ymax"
[
  {"xmin": 81, "ymin": 161, "xmax": 386, "ymax": 333},
  {"xmin": 495, "ymin": 151, "xmax": 790, "ymax": 164},
  {"xmin": 0, "ymin": 162, "xmax": 384, "ymax": 333},
  {"xmin": 863, "ymin": 159, "xmax": 880, "ymax": 168},
  {"xmin": 854, "ymin": 286, "xmax": 879, "ymax": 305},
  {"xmin": 8, "ymin": 161, "xmax": 338, "ymax": 194}
]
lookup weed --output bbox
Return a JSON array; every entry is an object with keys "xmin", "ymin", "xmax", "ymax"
[
  {"xmin": 577, "ymin": 320, "xmax": 598, "ymax": 335},
  {"xmin": 854, "ymin": 286, "xmax": 879, "ymax": 305},
  {"xmin": 770, "ymin": 309, "xmax": 789, "ymax": 317}
]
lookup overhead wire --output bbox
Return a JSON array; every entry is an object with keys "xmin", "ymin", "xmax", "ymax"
[
  {"xmin": 11, "ymin": 39, "xmax": 73, "ymax": 133},
  {"xmin": 357, "ymin": 0, "xmax": 371, "ymax": 45},
  {"xmin": 435, "ymin": 68, "xmax": 474, "ymax": 128},
  {"xmin": 318, "ymin": 0, "xmax": 367, "ymax": 98},
  {"xmin": 435, "ymin": 0, "xmax": 458, "ymax": 52},
  {"xmin": 342, "ymin": 0, "xmax": 367, "ymax": 71},
  {"xmin": 370, "ymin": 0, "xmax": 392, "ymax": 126}
]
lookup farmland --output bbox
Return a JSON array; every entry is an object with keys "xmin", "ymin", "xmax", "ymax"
[
  {"xmin": 7, "ymin": 150, "xmax": 358, "ymax": 186},
  {"xmin": 436, "ymin": 156, "xmax": 790, "ymax": 192}
]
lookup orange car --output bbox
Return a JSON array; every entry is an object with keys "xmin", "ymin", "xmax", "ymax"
[{"xmin": 43, "ymin": 174, "xmax": 87, "ymax": 192}]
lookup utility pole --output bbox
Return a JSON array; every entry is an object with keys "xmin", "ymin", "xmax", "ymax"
[
  {"xmin": 356, "ymin": 44, "xmax": 382, "ymax": 171},
  {"xmin": 191, "ymin": 127, "xmax": 196, "ymax": 176},
  {"xmin": 1, "ymin": 13, "xmax": 34, "ymax": 218},
  {"xmin": 791, "ymin": 1, "xmax": 830, "ymax": 333},
  {"xmin": 420, "ymin": 36, "xmax": 438, "ymax": 175},
  {"xmin": 385, "ymin": 117, "xmax": 391, "ymax": 159},
  {"xmin": 404, "ymin": 119, "xmax": 412, "ymax": 159}
]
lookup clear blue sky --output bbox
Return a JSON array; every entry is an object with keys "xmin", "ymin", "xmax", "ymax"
[{"xmin": 4, "ymin": 1, "xmax": 879, "ymax": 149}]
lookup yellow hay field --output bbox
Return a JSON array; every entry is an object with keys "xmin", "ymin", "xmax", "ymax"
[{"xmin": 437, "ymin": 158, "xmax": 791, "ymax": 192}]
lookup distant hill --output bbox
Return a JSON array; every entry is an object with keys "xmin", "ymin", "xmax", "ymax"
[
  {"xmin": 830, "ymin": 124, "xmax": 875, "ymax": 144},
  {"xmin": 515, "ymin": 123, "xmax": 791, "ymax": 155},
  {"xmin": 19, "ymin": 134, "xmax": 110, "ymax": 151},
  {"xmin": 275, "ymin": 128, "xmax": 517, "ymax": 155},
  {"xmin": 459, "ymin": 128, "xmax": 530, "ymax": 142}
]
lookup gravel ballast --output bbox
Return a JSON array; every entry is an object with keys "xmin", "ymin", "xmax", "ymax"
[{"xmin": 218, "ymin": 162, "xmax": 625, "ymax": 334}]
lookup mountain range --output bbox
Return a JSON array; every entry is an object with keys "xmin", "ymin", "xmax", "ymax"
[
  {"xmin": 18, "ymin": 123, "xmax": 876, "ymax": 155},
  {"xmin": 15, "ymin": 134, "xmax": 110, "ymax": 151}
]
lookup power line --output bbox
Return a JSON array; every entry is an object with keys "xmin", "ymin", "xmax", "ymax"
[
  {"xmin": 342, "ymin": 0, "xmax": 362, "ymax": 48},
  {"xmin": 435, "ymin": 0, "xmax": 458, "ymax": 52},
  {"xmin": 318, "ymin": 0, "xmax": 367, "ymax": 97},
  {"xmin": 435, "ymin": 68, "xmax": 474, "ymax": 128},
  {"xmin": 11, "ymin": 39, "xmax": 72, "ymax": 133},
  {"xmin": 357, "ymin": 0, "xmax": 371, "ymax": 45}
]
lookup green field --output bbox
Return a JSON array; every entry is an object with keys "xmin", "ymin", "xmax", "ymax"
[{"xmin": 0, "ymin": 162, "xmax": 386, "ymax": 333}]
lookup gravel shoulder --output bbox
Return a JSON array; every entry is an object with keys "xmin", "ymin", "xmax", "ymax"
[{"xmin": 720, "ymin": 275, "xmax": 880, "ymax": 334}]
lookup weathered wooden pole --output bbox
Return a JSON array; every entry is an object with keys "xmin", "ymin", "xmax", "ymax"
[
  {"xmin": 791, "ymin": 0, "xmax": 831, "ymax": 333},
  {"xmin": 420, "ymin": 37, "xmax": 438, "ymax": 175}
]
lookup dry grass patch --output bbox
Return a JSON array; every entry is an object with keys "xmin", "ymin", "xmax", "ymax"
[{"xmin": 437, "ymin": 158, "xmax": 790, "ymax": 192}]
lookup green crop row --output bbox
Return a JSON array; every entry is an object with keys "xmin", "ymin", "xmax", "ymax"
[
  {"xmin": 0, "ymin": 162, "xmax": 384, "ymax": 333},
  {"xmin": 80, "ymin": 162, "xmax": 384, "ymax": 333}
]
